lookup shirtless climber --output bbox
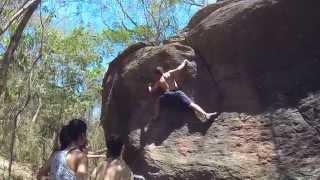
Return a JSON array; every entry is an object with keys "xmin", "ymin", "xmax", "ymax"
[{"xmin": 148, "ymin": 59, "xmax": 218, "ymax": 121}]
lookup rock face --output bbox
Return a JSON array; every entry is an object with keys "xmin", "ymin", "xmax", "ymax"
[{"xmin": 101, "ymin": 0, "xmax": 320, "ymax": 179}]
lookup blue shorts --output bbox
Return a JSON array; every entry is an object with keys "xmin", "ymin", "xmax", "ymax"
[{"xmin": 159, "ymin": 90, "xmax": 192, "ymax": 110}]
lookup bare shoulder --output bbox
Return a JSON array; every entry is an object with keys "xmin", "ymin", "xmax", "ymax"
[
  {"xmin": 70, "ymin": 149, "xmax": 86, "ymax": 159},
  {"xmin": 102, "ymin": 159, "xmax": 133, "ymax": 180},
  {"xmin": 109, "ymin": 159, "xmax": 131, "ymax": 172},
  {"xmin": 67, "ymin": 149, "xmax": 87, "ymax": 169}
]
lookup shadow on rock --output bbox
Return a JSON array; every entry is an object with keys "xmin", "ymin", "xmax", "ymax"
[{"xmin": 141, "ymin": 106, "xmax": 214, "ymax": 147}]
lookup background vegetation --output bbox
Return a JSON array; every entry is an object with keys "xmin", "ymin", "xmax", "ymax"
[{"xmin": 0, "ymin": 0, "xmax": 215, "ymax": 179}]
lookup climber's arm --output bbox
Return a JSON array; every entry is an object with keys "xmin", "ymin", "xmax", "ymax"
[{"xmin": 168, "ymin": 59, "xmax": 189, "ymax": 75}]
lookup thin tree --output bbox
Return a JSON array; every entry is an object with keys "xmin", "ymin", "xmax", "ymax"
[{"xmin": 0, "ymin": 0, "xmax": 41, "ymax": 97}]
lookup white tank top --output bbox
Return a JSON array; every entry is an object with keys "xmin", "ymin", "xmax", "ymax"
[{"xmin": 50, "ymin": 149, "xmax": 76, "ymax": 180}]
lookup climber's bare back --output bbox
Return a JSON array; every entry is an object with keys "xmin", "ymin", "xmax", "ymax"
[
  {"xmin": 148, "ymin": 60, "xmax": 188, "ymax": 94},
  {"xmin": 157, "ymin": 72, "xmax": 178, "ymax": 92}
]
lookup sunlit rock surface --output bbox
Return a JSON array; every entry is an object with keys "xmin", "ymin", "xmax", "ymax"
[{"xmin": 101, "ymin": 0, "xmax": 320, "ymax": 179}]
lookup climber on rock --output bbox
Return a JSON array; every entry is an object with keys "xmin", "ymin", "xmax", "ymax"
[{"xmin": 148, "ymin": 59, "xmax": 218, "ymax": 121}]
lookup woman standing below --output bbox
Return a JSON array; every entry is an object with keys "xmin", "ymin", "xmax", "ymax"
[{"xmin": 37, "ymin": 119, "xmax": 89, "ymax": 180}]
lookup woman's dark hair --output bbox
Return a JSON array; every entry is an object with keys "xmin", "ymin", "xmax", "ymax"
[
  {"xmin": 107, "ymin": 135, "xmax": 123, "ymax": 158},
  {"xmin": 154, "ymin": 66, "xmax": 164, "ymax": 75},
  {"xmin": 68, "ymin": 119, "xmax": 87, "ymax": 141},
  {"xmin": 60, "ymin": 125, "xmax": 71, "ymax": 150},
  {"xmin": 60, "ymin": 119, "xmax": 87, "ymax": 150}
]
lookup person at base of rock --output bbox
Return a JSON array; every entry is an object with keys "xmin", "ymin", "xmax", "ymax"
[
  {"xmin": 37, "ymin": 119, "xmax": 89, "ymax": 180},
  {"xmin": 148, "ymin": 59, "xmax": 218, "ymax": 121},
  {"xmin": 91, "ymin": 135, "xmax": 138, "ymax": 180}
]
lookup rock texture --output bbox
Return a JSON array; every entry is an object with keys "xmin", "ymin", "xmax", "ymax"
[{"xmin": 101, "ymin": 0, "xmax": 320, "ymax": 179}]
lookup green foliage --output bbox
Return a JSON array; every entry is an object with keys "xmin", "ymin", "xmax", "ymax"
[
  {"xmin": 101, "ymin": 25, "xmax": 154, "ymax": 45},
  {"xmin": 0, "ymin": 20, "xmax": 105, "ymax": 176},
  {"xmin": 102, "ymin": 28, "xmax": 131, "ymax": 44}
]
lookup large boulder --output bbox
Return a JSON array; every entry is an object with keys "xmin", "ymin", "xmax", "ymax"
[{"xmin": 101, "ymin": 0, "xmax": 320, "ymax": 179}]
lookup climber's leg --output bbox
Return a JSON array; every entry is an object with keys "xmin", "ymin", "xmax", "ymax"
[
  {"xmin": 156, "ymin": 91, "xmax": 172, "ymax": 118},
  {"xmin": 189, "ymin": 103, "xmax": 218, "ymax": 120},
  {"xmin": 152, "ymin": 97, "xmax": 160, "ymax": 120},
  {"xmin": 175, "ymin": 90, "xmax": 218, "ymax": 120}
]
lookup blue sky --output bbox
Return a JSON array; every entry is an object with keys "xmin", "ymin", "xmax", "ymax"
[
  {"xmin": 40, "ymin": 0, "xmax": 218, "ymax": 69},
  {"xmin": 43, "ymin": 0, "xmax": 215, "ymax": 33}
]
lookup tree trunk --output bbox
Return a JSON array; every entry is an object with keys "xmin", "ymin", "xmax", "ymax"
[
  {"xmin": 8, "ymin": 113, "xmax": 19, "ymax": 179},
  {"xmin": 0, "ymin": 0, "xmax": 41, "ymax": 36},
  {"xmin": 32, "ymin": 97, "xmax": 42, "ymax": 123},
  {"xmin": 8, "ymin": 68, "xmax": 33, "ymax": 179},
  {"xmin": 8, "ymin": 93, "xmax": 31, "ymax": 179},
  {"xmin": 0, "ymin": 0, "xmax": 41, "ymax": 97}
]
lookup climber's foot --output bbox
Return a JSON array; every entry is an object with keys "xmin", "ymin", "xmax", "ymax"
[
  {"xmin": 145, "ymin": 143, "xmax": 156, "ymax": 152},
  {"xmin": 195, "ymin": 111, "xmax": 207, "ymax": 122},
  {"xmin": 206, "ymin": 112, "xmax": 219, "ymax": 120}
]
